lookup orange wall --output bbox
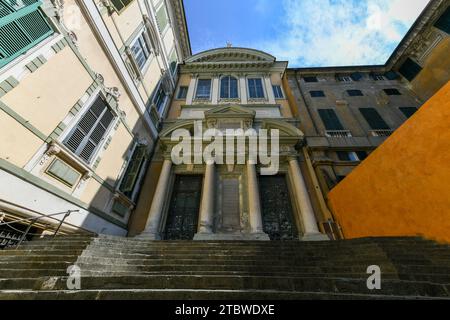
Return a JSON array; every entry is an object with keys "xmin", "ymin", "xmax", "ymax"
[{"xmin": 328, "ymin": 80, "xmax": 450, "ymax": 243}]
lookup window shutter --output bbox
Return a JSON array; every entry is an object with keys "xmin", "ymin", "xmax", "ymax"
[
  {"xmin": 398, "ymin": 58, "xmax": 422, "ymax": 81},
  {"xmin": 64, "ymin": 96, "xmax": 115, "ymax": 163},
  {"xmin": 359, "ymin": 108, "xmax": 390, "ymax": 130},
  {"xmin": 119, "ymin": 145, "xmax": 147, "ymax": 196},
  {"xmin": 0, "ymin": 0, "xmax": 53, "ymax": 68},
  {"xmin": 156, "ymin": 6, "xmax": 168, "ymax": 32},
  {"xmin": 350, "ymin": 72, "xmax": 363, "ymax": 81},
  {"xmin": 318, "ymin": 109, "xmax": 344, "ymax": 131},
  {"xmin": 434, "ymin": 5, "xmax": 450, "ymax": 34}
]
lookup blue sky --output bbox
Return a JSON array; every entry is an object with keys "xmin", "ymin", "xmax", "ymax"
[{"xmin": 184, "ymin": 0, "xmax": 431, "ymax": 67}]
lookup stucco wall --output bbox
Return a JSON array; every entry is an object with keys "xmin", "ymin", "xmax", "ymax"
[{"xmin": 328, "ymin": 81, "xmax": 450, "ymax": 243}]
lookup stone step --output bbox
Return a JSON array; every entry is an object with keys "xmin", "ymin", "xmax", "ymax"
[
  {"xmin": 38, "ymin": 275, "xmax": 450, "ymax": 297},
  {"xmin": 0, "ymin": 255, "xmax": 80, "ymax": 262},
  {"xmin": 0, "ymin": 261, "xmax": 74, "ymax": 270},
  {"xmin": 0, "ymin": 249, "xmax": 84, "ymax": 257},
  {"xmin": 1, "ymin": 289, "xmax": 440, "ymax": 300}
]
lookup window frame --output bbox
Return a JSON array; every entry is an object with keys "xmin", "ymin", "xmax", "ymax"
[
  {"xmin": 195, "ymin": 78, "xmax": 212, "ymax": 100},
  {"xmin": 347, "ymin": 89, "xmax": 364, "ymax": 97},
  {"xmin": 272, "ymin": 85, "xmax": 284, "ymax": 99},
  {"xmin": 384, "ymin": 88, "xmax": 402, "ymax": 96},
  {"xmin": 220, "ymin": 75, "xmax": 239, "ymax": 100},
  {"xmin": 303, "ymin": 76, "xmax": 318, "ymax": 83},
  {"xmin": 310, "ymin": 90, "xmax": 326, "ymax": 98},
  {"xmin": 247, "ymin": 77, "xmax": 266, "ymax": 99},
  {"xmin": 130, "ymin": 29, "xmax": 152, "ymax": 72},
  {"xmin": 176, "ymin": 86, "xmax": 188, "ymax": 100},
  {"xmin": 62, "ymin": 92, "xmax": 117, "ymax": 165},
  {"xmin": 359, "ymin": 108, "xmax": 390, "ymax": 130}
]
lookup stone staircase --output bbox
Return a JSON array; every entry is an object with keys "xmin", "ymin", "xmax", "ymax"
[{"xmin": 0, "ymin": 235, "xmax": 450, "ymax": 299}]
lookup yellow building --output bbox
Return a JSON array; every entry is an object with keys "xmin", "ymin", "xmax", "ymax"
[{"xmin": 0, "ymin": 0, "xmax": 190, "ymax": 239}]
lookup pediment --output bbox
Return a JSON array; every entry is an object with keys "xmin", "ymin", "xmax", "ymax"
[
  {"xmin": 260, "ymin": 120, "xmax": 304, "ymax": 138},
  {"xmin": 205, "ymin": 105, "xmax": 256, "ymax": 119},
  {"xmin": 186, "ymin": 47, "xmax": 276, "ymax": 64}
]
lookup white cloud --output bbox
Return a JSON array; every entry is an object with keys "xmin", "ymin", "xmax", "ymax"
[{"xmin": 254, "ymin": 0, "xmax": 430, "ymax": 67}]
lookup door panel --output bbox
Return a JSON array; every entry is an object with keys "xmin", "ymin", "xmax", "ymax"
[
  {"xmin": 164, "ymin": 175, "xmax": 202, "ymax": 240},
  {"xmin": 259, "ymin": 175, "xmax": 298, "ymax": 240}
]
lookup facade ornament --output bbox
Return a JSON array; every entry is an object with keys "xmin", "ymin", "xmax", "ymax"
[
  {"xmin": 81, "ymin": 171, "xmax": 92, "ymax": 182},
  {"xmin": 46, "ymin": 143, "xmax": 62, "ymax": 156},
  {"xmin": 143, "ymin": 15, "xmax": 161, "ymax": 56},
  {"xmin": 243, "ymin": 120, "xmax": 253, "ymax": 130},
  {"xmin": 50, "ymin": 0, "xmax": 79, "ymax": 47},
  {"xmin": 95, "ymin": 73, "xmax": 105, "ymax": 84},
  {"xmin": 206, "ymin": 119, "xmax": 218, "ymax": 129},
  {"xmin": 105, "ymin": 87, "xmax": 121, "ymax": 100},
  {"xmin": 100, "ymin": 0, "xmax": 115, "ymax": 15}
]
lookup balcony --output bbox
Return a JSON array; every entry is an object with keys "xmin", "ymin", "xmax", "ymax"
[
  {"xmin": 369, "ymin": 130, "xmax": 394, "ymax": 137},
  {"xmin": 325, "ymin": 130, "xmax": 353, "ymax": 138}
]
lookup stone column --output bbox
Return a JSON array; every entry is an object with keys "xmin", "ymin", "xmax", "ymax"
[
  {"xmin": 140, "ymin": 158, "xmax": 172, "ymax": 239},
  {"xmin": 211, "ymin": 75, "xmax": 220, "ymax": 104},
  {"xmin": 264, "ymin": 74, "xmax": 276, "ymax": 104},
  {"xmin": 197, "ymin": 162, "xmax": 215, "ymax": 234},
  {"xmin": 247, "ymin": 161, "xmax": 264, "ymax": 234},
  {"xmin": 239, "ymin": 75, "xmax": 248, "ymax": 104},
  {"xmin": 288, "ymin": 157, "xmax": 328, "ymax": 241},
  {"xmin": 186, "ymin": 75, "xmax": 197, "ymax": 105}
]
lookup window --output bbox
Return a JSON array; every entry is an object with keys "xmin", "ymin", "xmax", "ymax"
[
  {"xmin": 337, "ymin": 75, "xmax": 352, "ymax": 82},
  {"xmin": 220, "ymin": 76, "xmax": 238, "ymax": 99},
  {"xmin": 310, "ymin": 90, "xmax": 325, "ymax": 98},
  {"xmin": 318, "ymin": 109, "xmax": 344, "ymax": 131},
  {"xmin": 350, "ymin": 73, "xmax": 363, "ymax": 81},
  {"xmin": 434, "ymin": 5, "xmax": 450, "ymax": 34},
  {"xmin": 156, "ymin": 5, "xmax": 169, "ymax": 32},
  {"xmin": 110, "ymin": 0, "xmax": 133, "ymax": 12},
  {"xmin": 356, "ymin": 151, "xmax": 368, "ymax": 161},
  {"xmin": 64, "ymin": 96, "xmax": 115, "ymax": 163},
  {"xmin": 131, "ymin": 31, "xmax": 151, "ymax": 71},
  {"xmin": 0, "ymin": 0, "xmax": 54, "ymax": 69},
  {"xmin": 398, "ymin": 58, "xmax": 422, "ymax": 81},
  {"xmin": 272, "ymin": 85, "xmax": 284, "ymax": 99},
  {"xmin": 169, "ymin": 49, "xmax": 178, "ymax": 74},
  {"xmin": 347, "ymin": 90, "xmax": 363, "ymax": 97},
  {"xmin": 303, "ymin": 76, "xmax": 318, "ymax": 83},
  {"xmin": 46, "ymin": 159, "xmax": 80, "ymax": 187},
  {"xmin": 153, "ymin": 86, "xmax": 167, "ymax": 114},
  {"xmin": 399, "ymin": 107, "xmax": 418, "ymax": 119},
  {"xmin": 384, "ymin": 71, "xmax": 399, "ymax": 80},
  {"xmin": 177, "ymin": 86, "xmax": 188, "ymax": 100},
  {"xmin": 384, "ymin": 88, "xmax": 401, "ymax": 96},
  {"xmin": 359, "ymin": 108, "xmax": 390, "ymax": 130},
  {"xmin": 336, "ymin": 175, "xmax": 346, "ymax": 183},
  {"xmin": 248, "ymin": 78, "xmax": 265, "ymax": 99},
  {"xmin": 195, "ymin": 79, "xmax": 211, "ymax": 99},
  {"xmin": 119, "ymin": 144, "xmax": 147, "ymax": 198},
  {"xmin": 337, "ymin": 152, "xmax": 358, "ymax": 162},
  {"xmin": 371, "ymin": 74, "xmax": 384, "ymax": 81}
]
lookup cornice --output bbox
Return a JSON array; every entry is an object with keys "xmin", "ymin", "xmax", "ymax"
[{"xmin": 168, "ymin": 0, "xmax": 192, "ymax": 59}]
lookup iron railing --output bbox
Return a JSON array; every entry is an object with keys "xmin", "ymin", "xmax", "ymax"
[{"xmin": 0, "ymin": 210, "xmax": 80, "ymax": 249}]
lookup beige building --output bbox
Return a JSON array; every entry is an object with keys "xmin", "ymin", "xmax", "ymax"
[
  {"xmin": 0, "ymin": 0, "xmax": 190, "ymax": 240},
  {"xmin": 129, "ymin": 47, "xmax": 329, "ymax": 241}
]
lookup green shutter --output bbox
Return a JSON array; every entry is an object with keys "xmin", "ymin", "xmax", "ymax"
[
  {"xmin": 359, "ymin": 108, "xmax": 390, "ymax": 130},
  {"xmin": 119, "ymin": 145, "xmax": 147, "ymax": 196},
  {"xmin": 434, "ymin": 5, "xmax": 450, "ymax": 34},
  {"xmin": 110, "ymin": 0, "xmax": 133, "ymax": 13},
  {"xmin": 156, "ymin": 6, "xmax": 168, "ymax": 32},
  {"xmin": 0, "ymin": 0, "xmax": 53, "ymax": 68},
  {"xmin": 318, "ymin": 109, "xmax": 344, "ymax": 131}
]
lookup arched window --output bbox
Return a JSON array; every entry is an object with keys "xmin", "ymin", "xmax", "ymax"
[{"xmin": 220, "ymin": 76, "xmax": 238, "ymax": 99}]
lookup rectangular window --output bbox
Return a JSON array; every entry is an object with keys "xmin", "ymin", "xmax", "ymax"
[
  {"xmin": 350, "ymin": 73, "xmax": 363, "ymax": 81},
  {"xmin": 347, "ymin": 90, "xmax": 363, "ymax": 97},
  {"xmin": 399, "ymin": 107, "xmax": 418, "ymax": 119},
  {"xmin": 131, "ymin": 31, "xmax": 151, "ymax": 71},
  {"xmin": 177, "ymin": 86, "xmax": 188, "ymax": 99},
  {"xmin": 110, "ymin": 0, "xmax": 133, "ymax": 12},
  {"xmin": 337, "ymin": 75, "xmax": 352, "ymax": 82},
  {"xmin": 318, "ymin": 109, "xmax": 344, "ymax": 131},
  {"xmin": 303, "ymin": 76, "xmax": 318, "ymax": 82},
  {"xmin": 153, "ymin": 86, "xmax": 167, "ymax": 113},
  {"xmin": 384, "ymin": 88, "xmax": 401, "ymax": 96},
  {"xmin": 356, "ymin": 151, "xmax": 368, "ymax": 161},
  {"xmin": 195, "ymin": 79, "xmax": 211, "ymax": 99},
  {"xmin": 398, "ymin": 58, "xmax": 422, "ymax": 81},
  {"xmin": 46, "ymin": 159, "xmax": 81, "ymax": 187},
  {"xmin": 248, "ymin": 78, "xmax": 265, "ymax": 99},
  {"xmin": 272, "ymin": 85, "xmax": 284, "ymax": 99},
  {"xmin": 434, "ymin": 5, "xmax": 450, "ymax": 34},
  {"xmin": 310, "ymin": 90, "xmax": 325, "ymax": 98},
  {"xmin": 337, "ymin": 152, "xmax": 359, "ymax": 162},
  {"xmin": 359, "ymin": 108, "xmax": 390, "ymax": 130},
  {"xmin": 371, "ymin": 74, "xmax": 384, "ymax": 81},
  {"xmin": 64, "ymin": 96, "xmax": 115, "ymax": 163},
  {"xmin": 119, "ymin": 145, "xmax": 147, "ymax": 198},
  {"xmin": 0, "ymin": 0, "xmax": 54, "ymax": 69},
  {"xmin": 156, "ymin": 5, "xmax": 169, "ymax": 32}
]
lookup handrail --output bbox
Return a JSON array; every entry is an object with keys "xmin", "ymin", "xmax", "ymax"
[{"xmin": 0, "ymin": 210, "xmax": 80, "ymax": 248}]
